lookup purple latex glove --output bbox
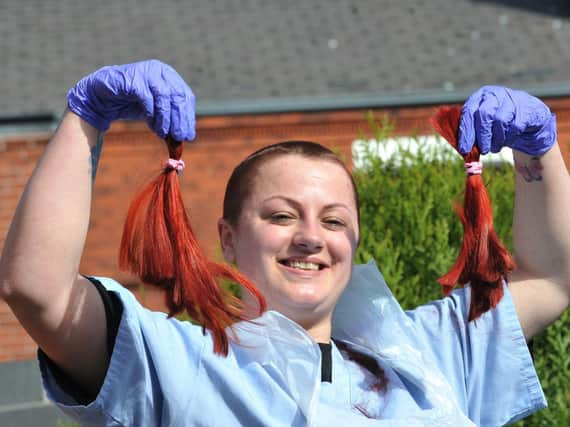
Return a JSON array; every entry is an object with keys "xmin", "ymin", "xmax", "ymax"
[
  {"xmin": 458, "ymin": 85, "xmax": 556, "ymax": 156},
  {"xmin": 67, "ymin": 59, "xmax": 195, "ymax": 141}
]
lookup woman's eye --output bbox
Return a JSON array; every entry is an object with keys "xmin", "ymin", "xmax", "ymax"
[
  {"xmin": 323, "ymin": 218, "xmax": 346, "ymax": 229},
  {"xmin": 270, "ymin": 213, "xmax": 295, "ymax": 224}
]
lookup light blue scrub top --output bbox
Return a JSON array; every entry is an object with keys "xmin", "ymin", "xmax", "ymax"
[{"xmin": 39, "ymin": 261, "xmax": 546, "ymax": 426}]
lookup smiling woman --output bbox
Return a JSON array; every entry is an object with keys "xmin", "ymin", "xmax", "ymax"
[
  {"xmin": 218, "ymin": 142, "xmax": 360, "ymax": 341},
  {"xmin": 0, "ymin": 60, "xmax": 568, "ymax": 427}
]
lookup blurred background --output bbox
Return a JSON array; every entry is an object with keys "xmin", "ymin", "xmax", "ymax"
[{"xmin": 1, "ymin": 1, "xmax": 569, "ymax": 425}]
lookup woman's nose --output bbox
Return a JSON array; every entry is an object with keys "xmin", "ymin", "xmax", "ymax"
[{"xmin": 292, "ymin": 221, "xmax": 324, "ymax": 251}]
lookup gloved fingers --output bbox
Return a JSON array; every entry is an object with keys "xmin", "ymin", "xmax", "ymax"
[
  {"xmin": 457, "ymin": 114, "xmax": 474, "ymax": 154},
  {"xmin": 66, "ymin": 59, "xmax": 197, "ymax": 139},
  {"xmin": 68, "ymin": 68, "xmax": 117, "ymax": 131},
  {"xmin": 489, "ymin": 90, "xmax": 515, "ymax": 153},
  {"xmin": 457, "ymin": 85, "xmax": 556, "ymax": 158},
  {"xmin": 139, "ymin": 87, "xmax": 154, "ymax": 125},
  {"xmin": 513, "ymin": 113, "xmax": 557, "ymax": 156},
  {"xmin": 169, "ymin": 91, "xmax": 196, "ymax": 142},
  {"xmin": 138, "ymin": 62, "xmax": 170, "ymax": 138},
  {"xmin": 163, "ymin": 65, "xmax": 196, "ymax": 142},
  {"xmin": 458, "ymin": 108, "xmax": 475, "ymax": 154},
  {"xmin": 472, "ymin": 88, "xmax": 501, "ymax": 155},
  {"xmin": 458, "ymin": 86, "xmax": 487, "ymax": 154},
  {"xmin": 511, "ymin": 90, "xmax": 548, "ymax": 133},
  {"xmin": 504, "ymin": 89, "xmax": 556, "ymax": 155},
  {"xmin": 149, "ymin": 88, "xmax": 171, "ymax": 139}
]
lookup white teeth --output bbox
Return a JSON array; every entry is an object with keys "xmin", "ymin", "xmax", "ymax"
[{"xmin": 284, "ymin": 260, "xmax": 320, "ymax": 271}]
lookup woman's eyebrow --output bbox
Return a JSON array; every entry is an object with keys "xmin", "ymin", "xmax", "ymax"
[
  {"xmin": 322, "ymin": 203, "xmax": 353, "ymax": 212},
  {"xmin": 261, "ymin": 196, "xmax": 352, "ymax": 212},
  {"xmin": 261, "ymin": 195, "xmax": 297, "ymax": 204}
]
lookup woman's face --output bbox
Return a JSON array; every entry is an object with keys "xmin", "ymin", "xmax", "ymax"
[{"xmin": 219, "ymin": 155, "xmax": 359, "ymax": 328}]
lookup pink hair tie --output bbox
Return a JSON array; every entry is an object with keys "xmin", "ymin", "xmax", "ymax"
[
  {"xmin": 165, "ymin": 158, "xmax": 186, "ymax": 173},
  {"xmin": 464, "ymin": 161, "xmax": 483, "ymax": 175}
]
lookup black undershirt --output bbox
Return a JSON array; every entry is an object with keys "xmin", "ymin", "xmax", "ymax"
[
  {"xmin": 318, "ymin": 342, "xmax": 333, "ymax": 382},
  {"xmin": 42, "ymin": 277, "xmax": 333, "ymax": 404}
]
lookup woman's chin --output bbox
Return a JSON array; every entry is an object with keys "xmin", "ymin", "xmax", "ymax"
[{"xmin": 271, "ymin": 291, "xmax": 332, "ymax": 320}]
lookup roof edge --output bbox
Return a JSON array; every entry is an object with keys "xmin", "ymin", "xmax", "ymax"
[
  {"xmin": 2, "ymin": 84, "xmax": 570, "ymax": 124},
  {"xmin": 196, "ymin": 83, "xmax": 570, "ymax": 116}
]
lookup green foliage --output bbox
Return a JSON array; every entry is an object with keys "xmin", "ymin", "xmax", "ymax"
[
  {"xmin": 57, "ymin": 420, "xmax": 79, "ymax": 427},
  {"xmin": 353, "ymin": 114, "xmax": 569, "ymax": 426}
]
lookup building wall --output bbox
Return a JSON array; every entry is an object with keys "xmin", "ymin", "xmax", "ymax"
[{"xmin": 2, "ymin": 100, "xmax": 570, "ymax": 362}]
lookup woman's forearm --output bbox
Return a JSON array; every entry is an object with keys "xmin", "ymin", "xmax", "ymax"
[
  {"xmin": 512, "ymin": 144, "xmax": 570, "ymax": 289},
  {"xmin": 0, "ymin": 110, "xmax": 99, "ymax": 311},
  {"xmin": 509, "ymin": 144, "xmax": 570, "ymax": 339}
]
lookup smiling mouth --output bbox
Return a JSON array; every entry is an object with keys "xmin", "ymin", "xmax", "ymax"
[{"xmin": 279, "ymin": 260, "xmax": 325, "ymax": 271}]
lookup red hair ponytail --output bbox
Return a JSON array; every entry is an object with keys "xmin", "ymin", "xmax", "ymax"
[
  {"xmin": 431, "ymin": 106, "xmax": 515, "ymax": 320},
  {"xmin": 119, "ymin": 137, "xmax": 266, "ymax": 355}
]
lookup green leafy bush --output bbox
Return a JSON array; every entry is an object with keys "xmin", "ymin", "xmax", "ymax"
[
  {"xmin": 353, "ymin": 115, "xmax": 569, "ymax": 426},
  {"xmin": 57, "ymin": 420, "xmax": 79, "ymax": 427}
]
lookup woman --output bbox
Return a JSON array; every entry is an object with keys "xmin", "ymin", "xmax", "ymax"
[{"xmin": 0, "ymin": 60, "xmax": 568, "ymax": 426}]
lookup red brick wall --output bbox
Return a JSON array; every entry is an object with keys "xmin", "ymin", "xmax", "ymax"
[{"xmin": 1, "ymin": 100, "xmax": 570, "ymax": 362}]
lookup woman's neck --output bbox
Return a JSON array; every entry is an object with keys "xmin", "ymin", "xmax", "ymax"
[{"xmin": 299, "ymin": 316, "xmax": 333, "ymax": 344}]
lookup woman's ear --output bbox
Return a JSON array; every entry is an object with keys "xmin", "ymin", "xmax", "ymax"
[{"xmin": 218, "ymin": 218, "xmax": 236, "ymax": 263}]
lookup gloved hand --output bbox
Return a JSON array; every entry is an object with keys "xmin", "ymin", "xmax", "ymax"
[
  {"xmin": 458, "ymin": 85, "xmax": 556, "ymax": 156},
  {"xmin": 67, "ymin": 59, "xmax": 195, "ymax": 141}
]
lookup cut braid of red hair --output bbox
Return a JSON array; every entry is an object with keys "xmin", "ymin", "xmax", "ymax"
[
  {"xmin": 431, "ymin": 106, "xmax": 516, "ymax": 321},
  {"xmin": 119, "ymin": 137, "xmax": 266, "ymax": 355}
]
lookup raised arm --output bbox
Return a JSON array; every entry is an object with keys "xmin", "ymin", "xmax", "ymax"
[
  {"xmin": 509, "ymin": 146, "xmax": 570, "ymax": 339},
  {"xmin": 458, "ymin": 86, "xmax": 569, "ymax": 340},
  {"xmin": 0, "ymin": 112, "xmax": 105, "ymax": 395},
  {"xmin": 0, "ymin": 60, "xmax": 195, "ymax": 396}
]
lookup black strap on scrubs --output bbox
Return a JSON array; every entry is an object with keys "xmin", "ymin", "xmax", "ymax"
[{"xmin": 318, "ymin": 342, "xmax": 333, "ymax": 383}]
